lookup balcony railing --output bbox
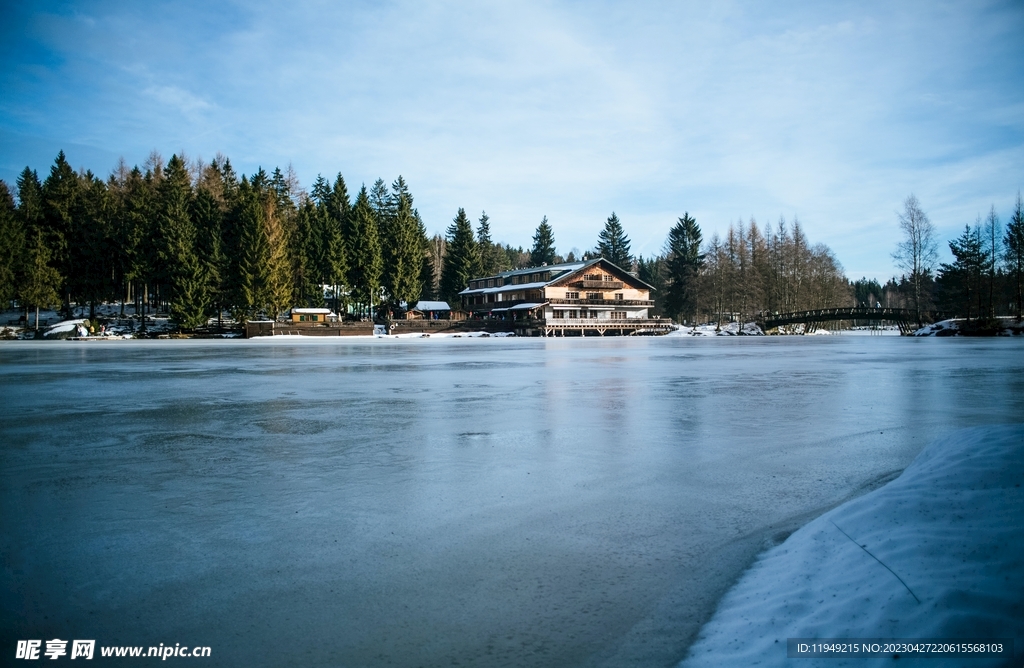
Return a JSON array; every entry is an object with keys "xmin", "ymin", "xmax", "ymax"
[
  {"xmin": 549, "ymin": 298, "xmax": 653, "ymax": 306},
  {"xmin": 541, "ymin": 318, "xmax": 673, "ymax": 328}
]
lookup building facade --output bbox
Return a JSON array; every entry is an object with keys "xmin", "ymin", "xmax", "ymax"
[{"xmin": 458, "ymin": 258, "xmax": 672, "ymax": 336}]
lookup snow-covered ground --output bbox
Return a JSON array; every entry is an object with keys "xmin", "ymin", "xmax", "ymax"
[
  {"xmin": 914, "ymin": 317, "xmax": 1024, "ymax": 336},
  {"xmin": 681, "ymin": 424, "xmax": 1024, "ymax": 668},
  {"xmin": 667, "ymin": 322, "xmax": 765, "ymax": 336}
]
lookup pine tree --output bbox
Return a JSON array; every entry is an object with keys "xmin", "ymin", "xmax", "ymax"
[
  {"xmin": 439, "ymin": 208, "xmax": 480, "ymax": 306},
  {"xmin": 596, "ymin": 212, "xmax": 633, "ymax": 269},
  {"xmin": 192, "ymin": 183, "xmax": 226, "ymax": 322},
  {"xmin": 346, "ymin": 186, "xmax": 383, "ymax": 315},
  {"xmin": 664, "ymin": 213, "xmax": 704, "ymax": 323},
  {"xmin": 0, "ymin": 181, "xmax": 25, "ymax": 306},
  {"xmin": 16, "ymin": 168, "xmax": 44, "ymax": 239},
  {"xmin": 323, "ymin": 173, "xmax": 351, "ymax": 312},
  {"xmin": 294, "ymin": 200, "xmax": 324, "ymax": 307},
  {"xmin": 235, "ymin": 178, "xmax": 292, "ymax": 319},
  {"xmin": 1004, "ymin": 192, "xmax": 1024, "ymax": 320},
  {"xmin": 157, "ymin": 155, "xmax": 209, "ymax": 329},
  {"xmin": 41, "ymin": 151, "xmax": 78, "ymax": 310},
  {"xmin": 476, "ymin": 211, "xmax": 508, "ymax": 276},
  {"xmin": 73, "ymin": 172, "xmax": 114, "ymax": 320},
  {"xmin": 938, "ymin": 224, "xmax": 985, "ymax": 322},
  {"xmin": 530, "ymin": 216, "xmax": 556, "ymax": 266},
  {"xmin": 22, "ymin": 231, "xmax": 62, "ymax": 331},
  {"xmin": 113, "ymin": 166, "xmax": 155, "ymax": 319},
  {"xmin": 381, "ymin": 176, "xmax": 423, "ymax": 309}
]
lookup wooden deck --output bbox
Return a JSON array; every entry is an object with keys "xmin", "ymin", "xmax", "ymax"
[{"xmin": 515, "ymin": 318, "xmax": 674, "ymax": 337}]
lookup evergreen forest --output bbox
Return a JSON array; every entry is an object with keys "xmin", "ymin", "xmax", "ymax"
[{"xmin": 1, "ymin": 152, "xmax": 1021, "ymax": 332}]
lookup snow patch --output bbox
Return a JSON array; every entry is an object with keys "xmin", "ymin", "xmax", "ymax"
[
  {"xmin": 666, "ymin": 322, "xmax": 765, "ymax": 337},
  {"xmin": 681, "ymin": 424, "xmax": 1024, "ymax": 667}
]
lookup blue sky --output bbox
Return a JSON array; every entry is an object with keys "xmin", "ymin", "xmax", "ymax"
[{"xmin": 2, "ymin": 0, "xmax": 1022, "ymax": 280}]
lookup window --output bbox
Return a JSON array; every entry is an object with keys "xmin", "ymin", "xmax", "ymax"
[
  {"xmin": 566, "ymin": 291, "xmax": 579, "ymax": 299},
  {"xmin": 611, "ymin": 311, "xmax": 626, "ymax": 320},
  {"xmin": 586, "ymin": 292, "xmax": 601, "ymax": 300},
  {"xmin": 487, "ymin": 279, "xmax": 494, "ymax": 287},
  {"xmin": 585, "ymin": 273, "xmax": 601, "ymax": 281},
  {"xmin": 615, "ymin": 293, "xmax": 624, "ymax": 301},
  {"xmin": 603, "ymin": 275, "xmax": 615, "ymax": 282},
  {"xmin": 552, "ymin": 310, "xmax": 564, "ymax": 319}
]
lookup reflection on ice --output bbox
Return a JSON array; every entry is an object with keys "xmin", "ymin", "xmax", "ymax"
[{"xmin": 1, "ymin": 337, "xmax": 1021, "ymax": 667}]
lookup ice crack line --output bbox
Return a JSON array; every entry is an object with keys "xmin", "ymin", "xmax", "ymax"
[{"xmin": 830, "ymin": 520, "xmax": 920, "ymax": 604}]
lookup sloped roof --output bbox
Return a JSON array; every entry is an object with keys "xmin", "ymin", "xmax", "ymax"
[
  {"xmin": 461, "ymin": 257, "xmax": 653, "ymax": 295},
  {"xmin": 412, "ymin": 301, "xmax": 451, "ymax": 311}
]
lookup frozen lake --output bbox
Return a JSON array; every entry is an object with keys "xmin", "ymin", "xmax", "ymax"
[{"xmin": 2, "ymin": 336, "xmax": 1022, "ymax": 666}]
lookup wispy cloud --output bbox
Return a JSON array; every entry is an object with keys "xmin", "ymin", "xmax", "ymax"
[{"xmin": 1, "ymin": 0, "xmax": 1022, "ymax": 279}]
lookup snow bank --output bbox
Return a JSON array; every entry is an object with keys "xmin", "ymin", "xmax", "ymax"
[
  {"xmin": 667, "ymin": 322, "xmax": 765, "ymax": 336},
  {"xmin": 681, "ymin": 425, "xmax": 1024, "ymax": 668},
  {"xmin": 915, "ymin": 318, "xmax": 1024, "ymax": 336}
]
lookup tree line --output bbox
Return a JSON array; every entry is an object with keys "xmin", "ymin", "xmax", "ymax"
[
  {"xmin": 637, "ymin": 214, "xmax": 850, "ymax": 326},
  {"xmin": 875, "ymin": 193, "xmax": 1024, "ymax": 324},
  {"xmin": 0, "ymin": 150, "xmax": 858, "ymax": 329},
  {"xmin": 11, "ymin": 152, "xmax": 1013, "ymax": 331},
  {"xmin": 0, "ymin": 152, "xmax": 557, "ymax": 329}
]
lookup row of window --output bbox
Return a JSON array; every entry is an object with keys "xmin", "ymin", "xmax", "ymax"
[
  {"xmin": 467, "ymin": 272, "xmax": 554, "ymax": 290},
  {"xmin": 550, "ymin": 310, "xmax": 629, "ymax": 319},
  {"xmin": 566, "ymin": 292, "xmax": 624, "ymax": 300}
]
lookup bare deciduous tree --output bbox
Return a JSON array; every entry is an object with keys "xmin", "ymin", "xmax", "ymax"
[{"xmin": 892, "ymin": 194, "xmax": 938, "ymax": 324}]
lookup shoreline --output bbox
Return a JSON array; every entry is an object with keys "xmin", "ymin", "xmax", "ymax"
[{"xmin": 679, "ymin": 425, "xmax": 1024, "ymax": 667}]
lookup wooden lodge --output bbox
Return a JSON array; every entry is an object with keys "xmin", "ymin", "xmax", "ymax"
[{"xmin": 458, "ymin": 258, "xmax": 672, "ymax": 336}]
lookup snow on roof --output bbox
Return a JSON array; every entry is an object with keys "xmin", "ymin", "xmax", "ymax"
[
  {"xmin": 461, "ymin": 257, "xmax": 654, "ymax": 294},
  {"xmin": 459, "ymin": 280, "xmax": 550, "ymax": 296},
  {"xmin": 508, "ymin": 302, "xmax": 547, "ymax": 310},
  {"xmin": 45, "ymin": 319, "xmax": 88, "ymax": 334},
  {"xmin": 412, "ymin": 301, "xmax": 450, "ymax": 311},
  {"xmin": 681, "ymin": 424, "xmax": 1024, "ymax": 667},
  {"xmin": 291, "ymin": 308, "xmax": 332, "ymax": 314}
]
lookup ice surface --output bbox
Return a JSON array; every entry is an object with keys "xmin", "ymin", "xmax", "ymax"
[
  {"xmin": 681, "ymin": 424, "xmax": 1024, "ymax": 667},
  {"xmin": 1, "ymin": 336, "xmax": 1022, "ymax": 667}
]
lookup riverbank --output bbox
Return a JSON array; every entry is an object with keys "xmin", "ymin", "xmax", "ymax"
[{"xmin": 680, "ymin": 425, "xmax": 1024, "ymax": 667}]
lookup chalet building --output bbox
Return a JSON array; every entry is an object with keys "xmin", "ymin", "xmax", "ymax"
[{"xmin": 458, "ymin": 258, "xmax": 672, "ymax": 336}]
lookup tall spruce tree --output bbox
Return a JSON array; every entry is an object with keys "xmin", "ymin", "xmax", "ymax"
[
  {"xmin": 476, "ymin": 211, "xmax": 507, "ymax": 276},
  {"xmin": 346, "ymin": 185, "xmax": 383, "ymax": 315},
  {"xmin": 530, "ymin": 216, "xmax": 556, "ymax": 266},
  {"xmin": 439, "ymin": 208, "xmax": 480, "ymax": 306},
  {"xmin": 322, "ymin": 173, "xmax": 351, "ymax": 312},
  {"xmin": 0, "ymin": 181, "xmax": 24, "ymax": 306},
  {"xmin": 192, "ymin": 181, "xmax": 226, "ymax": 322},
  {"xmin": 1004, "ymin": 192, "xmax": 1024, "ymax": 320},
  {"xmin": 938, "ymin": 224, "xmax": 986, "ymax": 321},
  {"xmin": 664, "ymin": 213, "xmax": 704, "ymax": 323},
  {"xmin": 597, "ymin": 212, "xmax": 633, "ymax": 269},
  {"xmin": 294, "ymin": 200, "xmax": 324, "ymax": 307},
  {"xmin": 73, "ymin": 172, "xmax": 114, "ymax": 320},
  {"xmin": 22, "ymin": 231, "xmax": 62, "ymax": 331},
  {"xmin": 158, "ymin": 155, "xmax": 209, "ymax": 329},
  {"xmin": 235, "ymin": 177, "xmax": 292, "ymax": 319},
  {"xmin": 41, "ymin": 151, "xmax": 78, "ymax": 311},
  {"xmin": 382, "ymin": 177, "xmax": 423, "ymax": 309}
]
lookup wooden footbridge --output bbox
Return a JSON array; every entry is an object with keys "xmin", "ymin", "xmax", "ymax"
[{"xmin": 757, "ymin": 307, "xmax": 943, "ymax": 335}]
